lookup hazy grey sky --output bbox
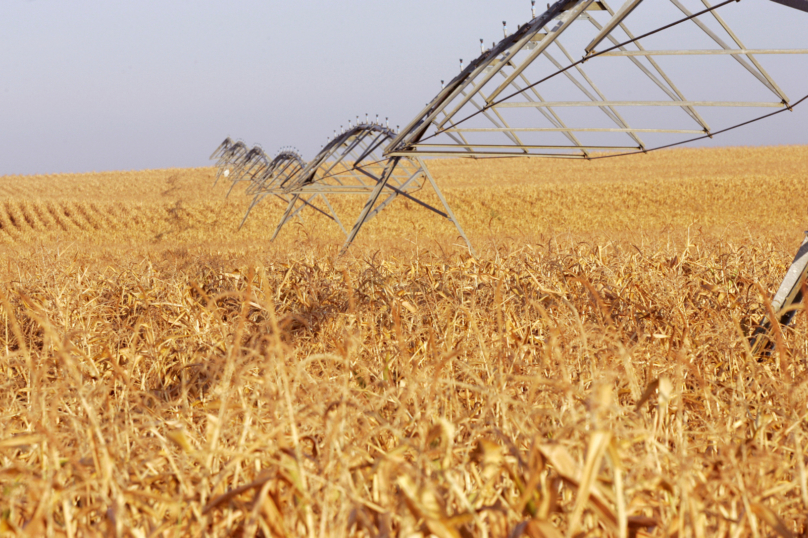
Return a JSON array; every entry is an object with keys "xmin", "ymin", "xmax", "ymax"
[{"xmin": 1, "ymin": 1, "xmax": 807, "ymax": 176}]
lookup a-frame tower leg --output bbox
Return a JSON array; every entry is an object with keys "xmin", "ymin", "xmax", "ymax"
[
  {"xmin": 417, "ymin": 157, "xmax": 476, "ymax": 257},
  {"xmin": 338, "ymin": 157, "xmax": 476, "ymax": 257},
  {"xmin": 750, "ymin": 231, "xmax": 808, "ymax": 357},
  {"xmin": 338, "ymin": 158, "xmax": 400, "ymax": 255}
]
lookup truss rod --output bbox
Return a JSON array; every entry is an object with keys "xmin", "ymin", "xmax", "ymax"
[
  {"xmin": 353, "ymin": 167, "xmax": 449, "ymax": 218},
  {"xmin": 544, "ymin": 43, "xmax": 646, "ymax": 149},
  {"xmin": 285, "ymin": 186, "xmax": 393, "ymax": 194},
  {"xmin": 292, "ymin": 157, "xmax": 389, "ymax": 187},
  {"xmin": 353, "ymin": 131, "xmax": 394, "ymax": 165},
  {"xmin": 436, "ymin": 1, "xmax": 594, "ymax": 132},
  {"xmin": 586, "ymin": 0, "xmax": 644, "ymax": 54},
  {"xmin": 319, "ymin": 194, "xmax": 349, "ymax": 237},
  {"xmin": 668, "ymin": 0, "xmax": 784, "ymax": 100},
  {"xmin": 340, "ymin": 159, "xmax": 400, "ymax": 255},
  {"xmin": 589, "ymin": 92, "xmax": 808, "ymax": 160},
  {"xmin": 364, "ymin": 168, "xmax": 427, "ymax": 222},
  {"xmin": 514, "ymin": 72, "xmax": 591, "ymax": 154},
  {"xmin": 389, "ymin": 151, "xmax": 591, "ymax": 158},
  {"xmin": 444, "ymin": 127, "xmax": 704, "ymax": 134},
  {"xmin": 328, "ymin": 142, "xmax": 378, "ymax": 187},
  {"xmin": 387, "ymin": 2, "xmax": 566, "ymax": 153},
  {"xmin": 417, "ymin": 158, "xmax": 476, "ymax": 257},
  {"xmin": 422, "ymin": 0, "xmax": 737, "ymax": 142},
  {"xmin": 599, "ymin": 49, "xmax": 808, "ymax": 56},
  {"xmin": 412, "ymin": 143, "xmax": 640, "ymax": 150},
  {"xmin": 484, "ymin": 0, "xmax": 596, "ymax": 105},
  {"xmin": 456, "ymin": 81, "xmax": 526, "ymax": 148},
  {"xmin": 495, "ymin": 101, "xmax": 785, "ymax": 108},
  {"xmin": 272, "ymin": 194, "xmax": 324, "ymax": 238},
  {"xmin": 701, "ymin": 0, "xmax": 791, "ymax": 104},
  {"xmin": 436, "ymin": 110, "xmax": 477, "ymax": 152},
  {"xmin": 271, "ymin": 194, "xmax": 302, "ymax": 242},
  {"xmin": 317, "ymin": 131, "xmax": 374, "ymax": 181},
  {"xmin": 595, "ymin": 8, "xmax": 713, "ymax": 133}
]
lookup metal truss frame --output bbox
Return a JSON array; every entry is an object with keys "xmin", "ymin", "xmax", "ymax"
[
  {"xmin": 216, "ymin": 124, "xmax": 476, "ymax": 254},
  {"xmin": 215, "ymin": 0, "xmax": 807, "ymax": 255},
  {"xmin": 750, "ymin": 232, "xmax": 808, "ymax": 358},
  {"xmin": 339, "ymin": 0, "xmax": 808, "ymax": 258},
  {"xmin": 213, "ymin": 0, "xmax": 807, "ymax": 350},
  {"xmin": 211, "ymin": 0, "xmax": 808, "ymax": 259},
  {"xmin": 385, "ymin": 0, "xmax": 808, "ymax": 159},
  {"xmin": 340, "ymin": 154, "xmax": 476, "ymax": 256},
  {"xmin": 212, "ymin": 139, "xmax": 336, "ymax": 226},
  {"xmin": 211, "ymin": 138, "xmax": 251, "ymax": 189}
]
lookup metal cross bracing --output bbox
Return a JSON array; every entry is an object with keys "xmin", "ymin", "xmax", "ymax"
[
  {"xmin": 385, "ymin": 0, "xmax": 808, "ymax": 160},
  {"xmin": 211, "ymin": 138, "xmax": 335, "ymax": 227},
  {"xmin": 750, "ymin": 232, "xmax": 808, "ymax": 358},
  {"xmin": 212, "ymin": 0, "xmax": 807, "ymax": 259},
  {"xmin": 325, "ymin": 0, "xmax": 808, "ymax": 353},
  {"xmin": 238, "ymin": 149, "xmax": 320, "ymax": 228},
  {"xmin": 212, "ymin": 0, "xmax": 807, "ymax": 352},
  {"xmin": 210, "ymin": 138, "xmax": 251, "ymax": 188},
  {"xmin": 211, "ymin": 138, "xmax": 297, "ymax": 198},
  {"xmin": 244, "ymin": 150, "xmax": 307, "ymax": 198},
  {"xmin": 242, "ymin": 148, "xmax": 341, "ymax": 230},
  {"xmin": 337, "ymin": 0, "xmax": 808, "ymax": 257},
  {"xmin": 224, "ymin": 122, "xmax": 477, "ymax": 253}
]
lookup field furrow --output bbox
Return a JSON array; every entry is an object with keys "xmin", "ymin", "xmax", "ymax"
[
  {"xmin": 73, "ymin": 203, "xmax": 102, "ymax": 230},
  {"xmin": 21, "ymin": 201, "xmax": 51, "ymax": 232},
  {"xmin": 60, "ymin": 201, "xmax": 94, "ymax": 232},
  {"xmin": 0, "ymin": 213, "xmax": 13, "ymax": 242},
  {"xmin": 4, "ymin": 202, "xmax": 28, "ymax": 233},
  {"xmin": 30, "ymin": 202, "xmax": 60, "ymax": 231},
  {"xmin": 44, "ymin": 202, "xmax": 71, "ymax": 232},
  {"xmin": 88, "ymin": 202, "xmax": 120, "ymax": 230},
  {"xmin": 16, "ymin": 202, "xmax": 40, "ymax": 231}
]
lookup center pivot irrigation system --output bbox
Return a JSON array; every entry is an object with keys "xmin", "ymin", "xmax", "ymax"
[{"xmin": 212, "ymin": 0, "xmax": 808, "ymax": 355}]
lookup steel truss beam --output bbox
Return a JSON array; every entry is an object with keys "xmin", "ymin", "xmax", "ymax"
[
  {"xmin": 212, "ymin": 0, "xmax": 807, "ymax": 274},
  {"xmin": 212, "ymin": 0, "xmax": 807, "ymax": 351},
  {"xmin": 387, "ymin": 0, "xmax": 808, "ymax": 160},
  {"xmin": 260, "ymin": 123, "xmax": 431, "ymax": 241},
  {"xmin": 213, "ymin": 123, "xmax": 467, "ymax": 248}
]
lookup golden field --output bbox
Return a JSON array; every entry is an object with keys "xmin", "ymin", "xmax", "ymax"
[{"xmin": 0, "ymin": 145, "xmax": 807, "ymax": 537}]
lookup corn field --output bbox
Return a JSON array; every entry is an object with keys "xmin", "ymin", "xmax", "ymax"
[{"xmin": 1, "ymin": 146, "xmax": 807, "ymax": 537}]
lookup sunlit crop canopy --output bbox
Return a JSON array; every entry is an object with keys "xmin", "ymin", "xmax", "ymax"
[{"xmin": 385, "ymin": 0, "xmax": 808, "ymax": 159}]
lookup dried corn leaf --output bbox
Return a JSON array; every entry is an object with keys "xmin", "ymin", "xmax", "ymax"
[
  {"xmin": 750, "ymin": 503, "xmax": 794, "ymax": 538},
  {"xmin": 537, "ymin": 442, "xmax": 618, "ymax": 529},
  {"xmin": 165, "ymin": 429, "xmax": 194, "ymax": 453},
  {"xmin": 0, "ymin": 434, "xmax": 43, "ymax": 449}
]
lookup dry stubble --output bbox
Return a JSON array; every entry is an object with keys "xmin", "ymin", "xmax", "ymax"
[{"xmin": 0, "ymin": 145, "xmax": 807, "ymax": 537}]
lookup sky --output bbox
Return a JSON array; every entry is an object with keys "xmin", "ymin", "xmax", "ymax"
[{"xmin": 1, "ymin": 0, "xmax": 807, "ymax": 176}]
